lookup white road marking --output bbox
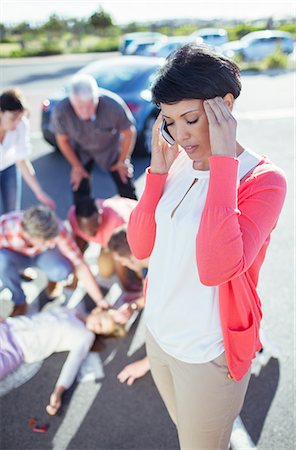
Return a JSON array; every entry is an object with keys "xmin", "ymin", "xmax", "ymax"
[
  {"xmin": 52, "ymin": 381, "xmax": 103, "ymax": 450},
  {"xmin": 0, "ymin": 361, "xmax": 43, "ymax": 397}
]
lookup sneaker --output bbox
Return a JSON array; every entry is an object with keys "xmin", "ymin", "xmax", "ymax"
[{"xmin": 20, "ymin": 268, "xmax": 38, "ymax": 282}]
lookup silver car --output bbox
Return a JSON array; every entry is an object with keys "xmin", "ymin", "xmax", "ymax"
[{"xmin": 221, "ymin": 30, "xmax": 294, "ymax": 61}]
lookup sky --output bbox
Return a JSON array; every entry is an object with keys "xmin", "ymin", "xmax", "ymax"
[{"xmin": 1, "ymin": 0, "xmax": 295, "ymax": 25}]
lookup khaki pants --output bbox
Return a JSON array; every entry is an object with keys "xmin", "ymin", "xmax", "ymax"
[{"xmin": 146, "ymin": 329, "xmax": 251, "ymax": 450}]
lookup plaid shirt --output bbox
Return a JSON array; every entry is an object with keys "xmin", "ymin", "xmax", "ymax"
[{"xmin": 0, "ymin": 211, "xmax": 83, "ymax": 267}]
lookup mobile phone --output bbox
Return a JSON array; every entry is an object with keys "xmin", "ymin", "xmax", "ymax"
[{"xmin": 160, "ymin": 120, "xmax": 175, "ymax": 145}]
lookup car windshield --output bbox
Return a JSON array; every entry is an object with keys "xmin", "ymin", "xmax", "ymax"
[{"xmin": 80, "ymin": 61, "xmax": 158, "ymax": 93}]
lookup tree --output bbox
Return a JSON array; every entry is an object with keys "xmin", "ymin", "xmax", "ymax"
[
  {"xmin": 89, "ymin": 7, "xmax": 113, "ymax": 30},
  {"xmin": 12, "ymin": 21, "xmax": 31, "ymax": 35},
  {"xmin": 42, "ymin": 14, "xmax": 65, "ymax": 33},
  {"xmin": 0, "ymin": 23, "xmax": 6, "ymax": 41}
]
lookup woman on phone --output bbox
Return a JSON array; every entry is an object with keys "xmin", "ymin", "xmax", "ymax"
[
  {"xmin": 0, "ymin": 89, "xmax": 55, "ymax": 213},
  {"xmin": 127, "ymin": 44, "xmax": 287, "ymax": 449}
]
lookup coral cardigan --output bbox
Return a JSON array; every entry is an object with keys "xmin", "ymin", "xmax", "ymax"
[{"xmin": 127, "ymin": 155, "xmax": 287, "ymax": 381}]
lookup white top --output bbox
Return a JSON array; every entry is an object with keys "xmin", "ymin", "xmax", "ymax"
[
  {"xmin": 145, "ymin": 149, "xmax": 261, "ymax": 363},
  {"xmin": 7, "ymin": 307, "xmax": 95, "ymax": 389},
  {"xmin": 0, "ymin": 117, "xmax": 31, "ymax": 171}
]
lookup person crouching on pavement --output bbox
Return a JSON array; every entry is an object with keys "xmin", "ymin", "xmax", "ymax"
[
  {"xmin": 68, "ymin": 196, "xmax": 143, "ymax": 295},
  {"xmin": 0, "ymin": 205, "xmax": 108, "ymax": 316},
  {"xmin": 50, "ymin": 73, "xmax": 138, "ymax": 205},
  {"xmin": 107, "ymin": 224, "xmax": 150, "ymax": 386}
]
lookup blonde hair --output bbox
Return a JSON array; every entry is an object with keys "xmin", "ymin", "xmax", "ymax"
[{"xmin": 91, "ymin": 309, "xmax": 126, "ymax": 338}]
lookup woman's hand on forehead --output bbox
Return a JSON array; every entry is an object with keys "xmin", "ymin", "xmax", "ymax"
[{"xmin": 204, "ymin": 97, "xmax": 237, "ymax": 158}]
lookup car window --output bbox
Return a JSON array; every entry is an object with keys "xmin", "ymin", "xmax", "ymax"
[
  {"xmin": 249, "ymin": 38, "xmax": 265, "ymax": 46},
  {"xmin": 81, "ymin": 64, "xmax": 151, "ymax": 92}
]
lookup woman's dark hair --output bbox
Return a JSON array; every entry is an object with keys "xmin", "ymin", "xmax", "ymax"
[
  {"xmin": 151, "ymin": 44, "xmax": 241, "ymax": 105},
  {"xmin": 75, "ymin": 197, "xmax": 98, "ymax": 218},
  {"xmin": 0, "ymin": 89, "xmax": 26, "ymax": 112}
]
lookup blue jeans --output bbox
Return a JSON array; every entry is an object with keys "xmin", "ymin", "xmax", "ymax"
[
  {"xmin": 0, "ymin": 165, "xmax": 22, "ymax": 214},
  {"xmin": 0, "ymin": 248, "xmax": 73, "ymax": 305}
]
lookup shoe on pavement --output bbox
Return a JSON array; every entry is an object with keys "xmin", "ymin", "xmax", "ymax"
[{"xmin": 20, "ymin": 268, "xmax": 38, "ymax": 282}]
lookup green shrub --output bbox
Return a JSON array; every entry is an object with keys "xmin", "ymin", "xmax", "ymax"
[
  {"xmin": 86, "ymin": 36, "xmax": 119, "ymax": 52},
  {"xmin": 277, "ymin": 23, "xmax": 296, "ymax": 39},
  {"xmin": 263, "ymin": 48, "xmax": 288, "ymax": 70},
  {"xmin": 9, "ymin": 42, "xmax": 63, "ymax": 57},
  {"xmin": 226, "ymin": 24, "xmax": 264, "ymax": 41}
]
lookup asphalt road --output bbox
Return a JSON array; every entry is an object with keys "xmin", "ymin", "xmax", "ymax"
[{"xmin": 0, "ymin": 54, "xmax": 295, "ymax": 450}]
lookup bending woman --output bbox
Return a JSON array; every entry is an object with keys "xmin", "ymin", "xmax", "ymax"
[
  {"xmin": 0, "ymin": 89, "xmax": 55, "ymax": 213},
  {"xmin": 127, "ymin": 44, "xmax": 287, "ymax": 449}
]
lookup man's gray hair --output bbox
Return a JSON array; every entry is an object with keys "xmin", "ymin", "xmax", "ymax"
[
  {"xmin": 22, "ymin": 205, "xmax": 59, "ymax": 240},
  {"xmin": 69, "ymin": 73, "xmax": 99, "ymax": 101}
]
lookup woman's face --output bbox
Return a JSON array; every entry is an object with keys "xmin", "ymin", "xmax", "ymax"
[
  {"xmin": 86, "ymin": 310, "xmax": 115, "ymax": 335},
  {"xmin": 0, "ymin": 110, "xmax": 24, "ymax": 132},
  {"xmin": 112, "ymin": 252, "xmax": 141, "ymax": 272},
  {"xmin": 77, "ymin": 210, "xmax": 102, "ymax": 237},
  {"xmin": 161, "ymin": 99, "xmax": 211, "ymax": 169}
]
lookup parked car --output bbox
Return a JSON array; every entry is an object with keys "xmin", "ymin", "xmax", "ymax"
[
  {"xmin": 125, "ymin": 36, "xmax": 168, "ymax": 56},
  {"xmin": 190, "ymin": 28, "xmax": 228, "ymax": 47},
  {"xmin": 221, "ymin": 30, "xmax": 294, "ymax": 61},
  {"xmin": 41, "ymin": 56, "xmax": 164, "ymax": 156},
  {"xmin": 145, "ymin": 36, "xmax": 203, "ymax": 58},
  {"xmin": 119, "ymin": 32, "xmax": 166, "ymax": 54}
]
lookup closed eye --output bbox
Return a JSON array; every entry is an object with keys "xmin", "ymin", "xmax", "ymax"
[{"xmin": 187, "ymin": 119, "xmax": 198, "ymax": 125}]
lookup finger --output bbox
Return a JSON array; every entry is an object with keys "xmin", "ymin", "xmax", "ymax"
[
  {"xmin": 154, "ymin": 112, "xmax": 163, "ymax": 127},
  {"xmin": 152, "ymin": 113, "xmax": 164, "ymax": 135},
  {"xmin": 215, "ymin": 97, "xmax": 233, "ymax": 120},
  {"xmin": 120, "ymin": 173, "xmax": 128, "ymax": 184},
  {"xmin": 203, "ymin": 100, "xmax": 218, "ymax": 124},
  {"xmin": 127, "ymin": 376, "xmax": 135, "ymax": 386},
  {"xmin": 208, "ymin": 98, "xmax": 225, "ymax": 124},
  {"xmin": 117, "ymin": 370, "xmax": 128, "ymax": 382}
]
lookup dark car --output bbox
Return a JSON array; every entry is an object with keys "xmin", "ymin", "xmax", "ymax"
[{"xmin": 41, "ymin": 56, "xmax": 164, "ymax": 156}]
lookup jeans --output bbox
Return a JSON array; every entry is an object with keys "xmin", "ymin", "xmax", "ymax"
[
  {"xmin": 0, "ymin": 165, "xmax": 22, "ymax": 214},
  {"xmin": 0, "ymin": 248, "xmax": 73, "ymax": 305}
]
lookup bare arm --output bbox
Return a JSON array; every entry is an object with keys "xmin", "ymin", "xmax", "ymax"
[
  {"xmin": 117, "ymin": 356, "xmax": 150, "ymax": 385},
  {"xmin": 74, "ymin": 260, "xmax": 108, "ymax": 308},
  {"xmin": 16, "ymin": 160, "xmax": 56, "ymax": 209},
  {"xmin": 112, "ymin": 295, "xmax": 145, "ymax": 324},
  {"xmin": 56, "ymin": 134, "xmax": 89, "ymax": 191},
  {"xmin": 110, "ymin": 125, "xmax": 137, "ymax": 183},
  {"xmin": 118, "ymin": 125, "xmax": 137, "ymax": 162},
  {"xmin": 46, "ymin": 327, "xmax": 94, "ymax": 416}
]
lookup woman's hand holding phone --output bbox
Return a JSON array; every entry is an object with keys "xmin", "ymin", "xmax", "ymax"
[{"xmin": 150, "ymin": 114, "xmax": 179, "ymax": 175}]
